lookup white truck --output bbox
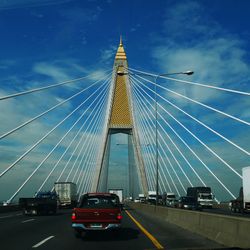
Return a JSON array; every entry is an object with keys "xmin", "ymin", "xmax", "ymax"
[
  {"xmin": 162, "ymin": 192, "xmax": 177, "ymax": 207},
  {"xmin": 187, "ymin": 186, "xmax": 214, "ymax": 208},
  {"xmin": 138, "ymin": 193, "xmax": 146, "ymax": 203},
  {"xmin": 54, "ymin": 182, "xmax": 77, "ymax": 208},
  {"xmin": 147, "ymin": 191, "xmax": 157, "ymax": 204},
  {"xmin": 108, "ymin": 189, "xmax": 123, "ymax": 204},
  {"xmin": 230, "ymin": 166, "xmax": 250, "ymax": 213}
]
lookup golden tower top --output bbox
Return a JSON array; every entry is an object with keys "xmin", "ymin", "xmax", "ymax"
[
  {"xmin": 109, "ymin": 38, "xmax": 131, "ymax": 128},
  {"xmin": 115, "ymin": 36, "xmax": 127, "ymax": 61}
]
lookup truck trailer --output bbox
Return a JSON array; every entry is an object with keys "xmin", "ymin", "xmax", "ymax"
[
  {"xmin": 108, "ymin": 189, "xmax": 123, "ymax": 204},
  {"xmin": 230, "ymin": 166, "xmax": 250, "ymax": 213},
  {"xmin": 54, "ymin": 182, "xmax": 77, "ymax": 208}
]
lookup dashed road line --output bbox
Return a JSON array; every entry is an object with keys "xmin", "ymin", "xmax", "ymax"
[
  {"xmin": 22, "ymin": 219, "xmax": 35, "ymax": 223},
  {"xmin": 32, "ymin": 236, "xmax": 55, "ymax": 248}
]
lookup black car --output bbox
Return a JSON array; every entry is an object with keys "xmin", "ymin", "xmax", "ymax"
[{"xmin": 177, "ymin": 196, "xmax": 202, "ymax": 210}]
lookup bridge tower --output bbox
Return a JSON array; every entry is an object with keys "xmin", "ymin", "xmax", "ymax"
[{"xmin": 92, "ymin": 37, "xmax": 148, "ymax": 198}]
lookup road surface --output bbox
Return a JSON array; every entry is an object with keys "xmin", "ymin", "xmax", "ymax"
[{"xmin": 0, "ymin": 208, "xmax": 227, "ymax": 250}]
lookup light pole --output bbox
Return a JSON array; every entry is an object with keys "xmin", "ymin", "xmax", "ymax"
[{"xmin": 154, "ymin": 71, "xmax": 194, "ymax": 206}]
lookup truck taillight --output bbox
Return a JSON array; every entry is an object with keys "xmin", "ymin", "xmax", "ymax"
[
  {"xmin": 117, "ymin": 213, "xmax": 122, "ymax": 220},
  {"xmin": 72, "ymin": 212, "xmax": 76, "ymax": 220}
]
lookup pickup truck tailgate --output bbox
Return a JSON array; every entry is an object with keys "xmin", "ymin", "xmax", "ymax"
[{"xmin": 74, "ymin": 208, "xmax": 120, "ymax": 222}]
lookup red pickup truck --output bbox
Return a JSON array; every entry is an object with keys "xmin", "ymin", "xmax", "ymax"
[{"xmin": 72, "ymin": 193, "xmax": 122, "ymax": 237}]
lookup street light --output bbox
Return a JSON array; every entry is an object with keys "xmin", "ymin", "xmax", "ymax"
[{"xmin": 154, "ymin": 70, "xmax": 194, "ymax": 206}]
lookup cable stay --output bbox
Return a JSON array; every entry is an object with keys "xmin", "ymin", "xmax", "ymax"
[
  {"xmin": 64, "ymin": 82, "xmax": 109, "ymax": 182},
  {"xmin": 77, "ymin": 133, "xmax": 100, "ymax": 194},
  {"xmin": 131, "ymin": 74, "xmax": 245, "ymax": 179},
  {"xmin": 0, "ymin": 73, "xmax": 112, "ymax": 140},
  {"xmin": 127, "ymin": 67, "xmax": 250, "ymax": 96},
  {"xmin": 134, "ymin": 81, "xmax": 175, "ymax": 192},
  {"xmin": 134, "ymin": 80, "xmax": 219, "ymax": 202},
  {"xmin": 72, "ymin": 89, "xmax": 108, "ymax": 185},
  {"xmin": 131, "ymin": 77, "xmax": 208, "ymax": 188},
  {"xmin": 131, "ymin": 77, "xmax": 237, "ymax": 199},
  {"xmin": 133, "ymin": 74, "xmax": 250, "ymax": 127},
  {"xmin": 135, "ymin": 112, "xmax": 156, "ymax": 191},
  {"xmin": 37, "ymin": 79, "xmax": 110, "ymax": 192},
  {"xmin": 51, "ymin": 97, "xmax": 106, "ymax": 190},
  {"xmin": 133, "ymin": 84, "xmax": 185, "ymax": 196},
  {"xmin": 0, "ymin": 69, "xmax": 112, "ymax": 101},
  {"xmin": 66, "ymin": 85, "xmax": 110, "ymax": 183},
  {"xmin": 0, "ymin": 75, "xmax": 111, "ymax": 180},
  {"xmin": 76, "ymin": 124, "xmax": 100, "ymax": 189},
  {"xmin": 6, "ymin": 77, "xmax": 111, "ymax": 203},
  {"xmin": 51, "ymin": 78, "xmax": 111, "ymax": 184},
  {"xmin": 55, "ymin": 90, "xmax": 108, "ymax": 184},
  {"xmin": 132, "ymin": 87, "xmax": 172, "ymax": 192},
  {"xmin": 132, "ymin": 80, "xmax": 193, "ymax": 188},
  {"xmin": 78, "ymin": 114, "xmax": 105, "ymax": 194}
]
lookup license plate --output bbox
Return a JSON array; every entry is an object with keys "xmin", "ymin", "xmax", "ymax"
[{"xmin": 90, "ymin": 223, "xmax": 102, "ymax": 228}]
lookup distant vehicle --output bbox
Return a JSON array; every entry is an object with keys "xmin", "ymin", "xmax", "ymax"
[
  {"xmin": 19, "ymin": 191, "xmax": 58, "ymax": 215},
  {"xmin": 134, "ymin": 198, "xmax": 140, "ymax": 203},
  {"xmin": 54, "ymin": 182, "xmax": 77, "ymax": 208},
  {"xmin": 186, "ymin": 186, "xmax": 214, "ymax": 208},
  {"xmin": 147, "ymin": 191, "xmax": 162, "ymax": 205},
  {"xmin": 72, "ymin": 193, "xmax": 122, "ymax": 237},
  {"xmin": 2, "ymin": 201, "xmax": 9, "ymax": 206},
  {"xmin": 108, "ymin": 189, "xmax": 123, "ymax": 204},
  {"xmin": 162, "ymin": 192, "xmax": 176, "ymax": 207},
  {"xmin": 138, "ymin": 193, "xmax": 146, "ymax": 203},
  {"xmin": 230, "ymin": 167, "xmax": 250, "ymax": 213},
  {"xmin": 147, "ymin": 191, "xmax": 157, "ymax": 204},
  {"xmin": 177, "ymin": 196, "xmax": 202, "ymax": 210}
]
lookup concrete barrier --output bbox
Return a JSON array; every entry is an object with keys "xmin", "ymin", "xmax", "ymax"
[{"xmin": 128, "ymin": 202, "xmax": 250, "ymax": 248}]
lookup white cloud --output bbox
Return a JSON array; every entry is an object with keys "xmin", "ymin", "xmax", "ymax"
[
  {"xmin": 33, "ymin": 62, "xmax": 69, "ymax": 83},
  {"xmin": 150, "ymin": 0, "xmax": 250, "ymax": 131},
  {"xmin": 99, "ymin": 45, "xmax": 117, "ymax": 65},
  {"xmin": 151, "ymin": 1, "xmax": 250, "ymax": 90}
]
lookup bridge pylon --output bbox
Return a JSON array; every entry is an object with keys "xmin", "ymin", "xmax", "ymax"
[{"xmin": 92, "ymin": 37, "xmax": 148, "ymax": 198}]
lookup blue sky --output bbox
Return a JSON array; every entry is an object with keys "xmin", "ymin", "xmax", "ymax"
[
  {"xmin": 0, "ymin": 0, "xmax": 250, "ymax": 202},
  {"xmin": 1, "ymin": 0, "xmax": 250, "ymax": 83}
]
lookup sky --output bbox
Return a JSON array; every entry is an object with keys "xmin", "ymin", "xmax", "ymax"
[{"xmin": 0, "ymin": 0, "xmax": 250, "ymax": 202}]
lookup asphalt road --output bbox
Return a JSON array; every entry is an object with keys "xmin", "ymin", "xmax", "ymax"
[{"xmin": 0, "ymin": 208, "xmax": 226, "ymax": 250}]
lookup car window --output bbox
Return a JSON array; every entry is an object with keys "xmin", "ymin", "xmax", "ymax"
[{"xmin": 79, "ymin": 196, "xmax": 119, "ymax": 208}]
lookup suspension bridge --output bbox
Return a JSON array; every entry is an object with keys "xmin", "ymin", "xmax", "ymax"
[
  {"xmin": 0, "ymin": 38, "xmax": 250, "ymax": 250},
  {"xmin": 0, "ymin": 38, "xmax": 249, "ymax": 205}
]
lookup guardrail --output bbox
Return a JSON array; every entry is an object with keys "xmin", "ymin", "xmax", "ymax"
[{"xmin": 128, "ymin": 202, "xmax": 250, "ymax": 248}]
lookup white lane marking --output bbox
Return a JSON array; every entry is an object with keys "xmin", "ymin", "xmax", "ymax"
[
  {"xmin": 32, "ymin": 236, "xmax": 55, "ymax": 248},
  {"xmin": 22, "ymin": 219, "xmax": 35, "ymax": 223},
  {"xmin": 0, "ymin": 213, "xmax": 22, "ymax": 219}
]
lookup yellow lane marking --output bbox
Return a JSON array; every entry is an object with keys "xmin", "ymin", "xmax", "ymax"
[{"xmin": 125, "ymin": 210, "xmax": 164, "ymax": 249}]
